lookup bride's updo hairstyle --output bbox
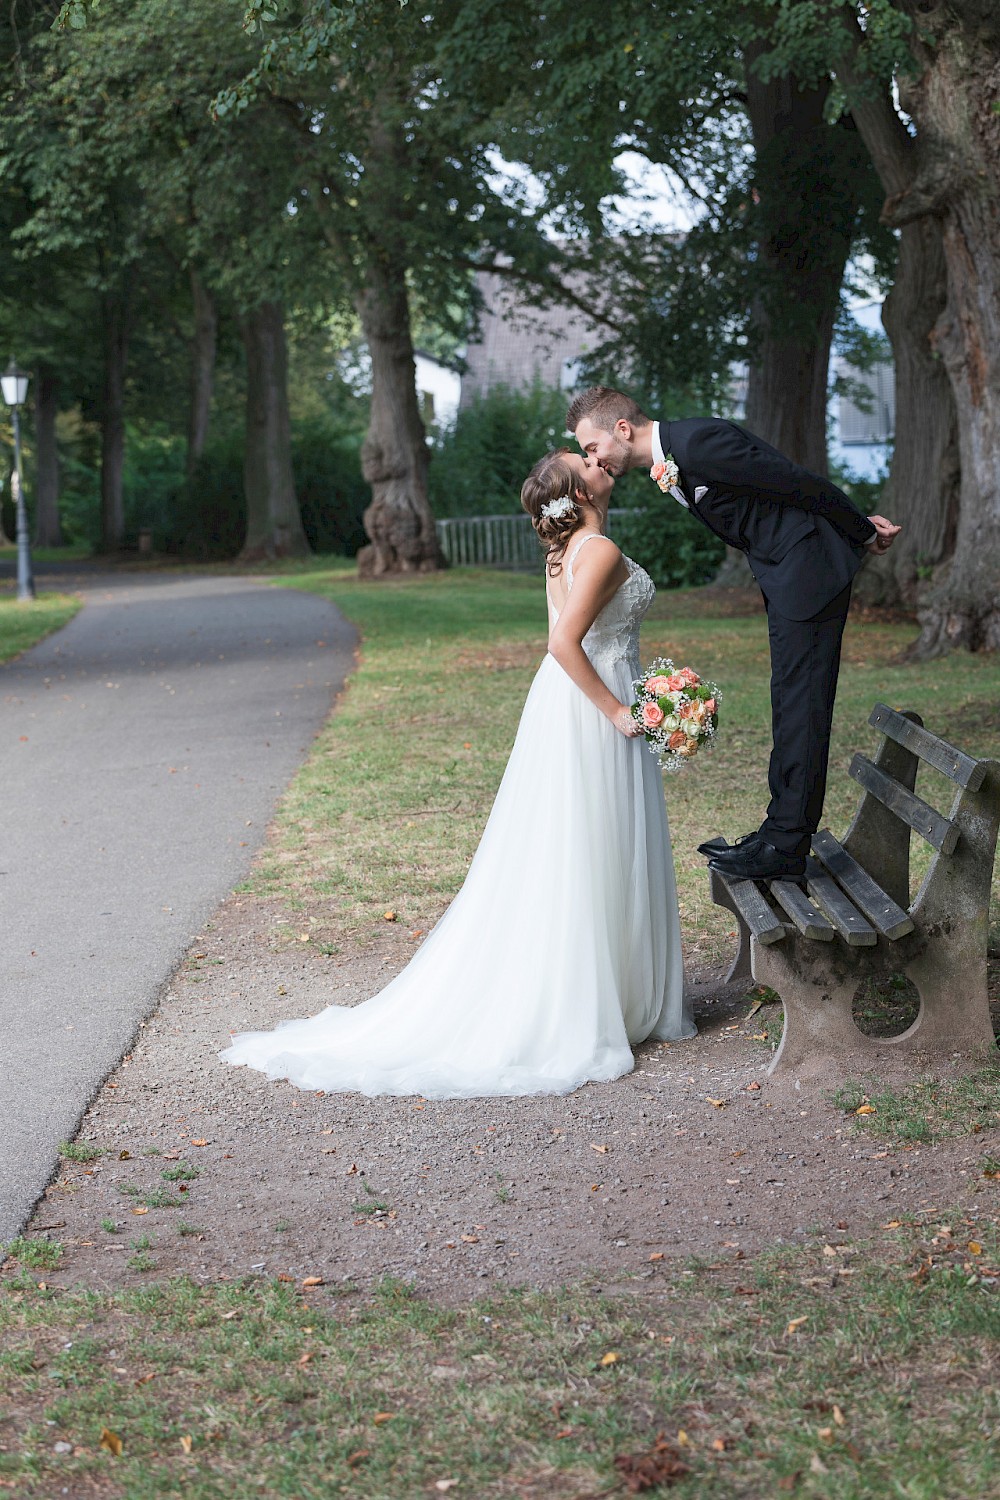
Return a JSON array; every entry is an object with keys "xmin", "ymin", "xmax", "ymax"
[{"xmin": 521, "ymin": 449, "xmax": 586, "ymax": 574}]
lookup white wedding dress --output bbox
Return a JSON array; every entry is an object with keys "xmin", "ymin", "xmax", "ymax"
[{"xmin": 221, "ymin": 536, "xmax": 694, "ymax": 1097}]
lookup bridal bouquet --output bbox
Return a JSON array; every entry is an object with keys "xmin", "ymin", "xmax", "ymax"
[{"xmin": 631, "ymin": 659, "xmax": 721, "ymax": 772}]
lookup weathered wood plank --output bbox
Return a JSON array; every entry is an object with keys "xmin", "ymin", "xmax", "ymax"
[
  {"xmin": 849, "ymin": 754, "xmax": 960, "ymax": 854},
  {"xmin": 715, "ymin": 874, "xmax": 787, "ymax": 945},
  {"xmin": 811, "ymin": 829, "xmax": 915, "ymax": 939},
  {"xmin": 869, "ymin": 703, "xmax": 986, "ymax": 791},
  {"xmin": 768, "ymin": 880, "xmax": 836, "ymax": 941},
  {"xmin": 805, "ymin": 874, "xmax": 878, "ymax": 946}
]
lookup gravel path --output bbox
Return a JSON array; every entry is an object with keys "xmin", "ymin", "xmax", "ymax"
[{"xmin": 19, "ymin": 896, "xmax": 997, "ymax": 1300}]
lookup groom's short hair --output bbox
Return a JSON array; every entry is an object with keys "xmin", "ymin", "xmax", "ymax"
[{"xmin": 566, "ymin": 386, "xmax": 651, "ymax": 435}]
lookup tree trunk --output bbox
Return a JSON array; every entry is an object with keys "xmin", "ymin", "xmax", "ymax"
[
  {"xmin": 100, "ymin": 283, "xmax": 129, "ymax": 552},
  {"xmin": 355, "ymin": 261, "xmax": 445, "ymax": 577},
  {"xmin": 715, "ymin": 54, "xmax": 868, "ymax": 589},
  {"xmin": 33, "ymin": 365, "xmax": 62, "ymax": 548},
  {"xmin": 186, "ymin": 267, "xmax": 217, "ymax": 482},
  {"xmin": 743, "ymin": 54, "xmax": 865, "ymax": 473},
  {"xmin": 888, "ymin": 1, "xmax": 1000, "ymax": 655},
  {"xmin": 832, "ymin": 18, "xmax": 959, "ymax": 608},
  {"xmin": 239, "ymin": 300, "xmax": 309, "ymax": 562}
]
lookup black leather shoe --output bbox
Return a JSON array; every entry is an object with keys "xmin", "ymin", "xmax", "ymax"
[
  {"xmin": 708, "ymin": 839, "xmax": 806, "ymax": 881},
  {"xmin": 697, "ymin": 830, "xmax": 763, "ymax": 858}
]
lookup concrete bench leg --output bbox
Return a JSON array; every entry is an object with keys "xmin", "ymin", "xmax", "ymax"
[{"xmin": 752, "ymin": 937, "xmax": 868, "ymax": 1079}]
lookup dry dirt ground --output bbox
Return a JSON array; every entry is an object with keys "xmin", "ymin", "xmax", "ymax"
[{"xmin": 15, "ymin": 897, "xmax": 999, "ymax": 1302}]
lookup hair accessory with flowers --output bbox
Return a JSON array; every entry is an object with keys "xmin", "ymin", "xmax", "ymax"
[
  {"xmin": 631, "ymin": 657, "xmax": 721, "ymax": 772},
  {"xmin": 649, "ymin": 455, "xmax": 680, "ymax": 493},
  {"xmin": 540, "ymin": 494, "xmax": 577, "ymax": 521}
]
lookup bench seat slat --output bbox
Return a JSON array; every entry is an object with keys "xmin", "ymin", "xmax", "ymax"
[
  {"xmin": 716, "ymin": 874, "xmax": 787, "ymax": 945},
  {"xmin": 769, "ymin": 880, "xmax": 836, "ymax": 940},
  {"xmin": 869, "ymin": 703, "xmax": 986, "ymax": 791},
  {"xmin": 849, "ymin": 754, "xmax": 960, "ymax": 854},
  {"xmin": 811, "ymin": 829, "xmax": 915, "ymax": 939},
  {"xmin": 805, "ymin": 874, "xmax": 878, "ymax": 946}
]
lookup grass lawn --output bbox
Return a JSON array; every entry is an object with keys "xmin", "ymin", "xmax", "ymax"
[
  {"xmin": 2, "ymin": 1216, "xmax": 997, "ymax": 1498},
  {"xmin": 2, "ymin": 563, "xmax": 998, "ymax": 1499},
  {"xmin": 249, "ymin": 565, "xmax": 1000, "ymax": 970},
  {"xmin": 0, "ymin": 591, "xmax": 81, "ymax": 664}
]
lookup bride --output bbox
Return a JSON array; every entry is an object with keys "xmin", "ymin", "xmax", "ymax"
[{"xmin": 221, "ymin": 450, "xmax": 695, "ymax": 1097}]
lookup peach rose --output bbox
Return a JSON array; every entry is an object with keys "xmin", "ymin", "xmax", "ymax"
[
  {"xmin": 704, "ymin": 697, "xmax": 717, "ymax": 716},
  {"xmin": 668, "ymin": 730, "xmax": 687, "ymax": 751},
  {"xmin": 650, "ymin": 461, "xmax": 667, "ymax": 484},
  {"xmin": 665, "ymin": 673, "xmax": 686, "ymax": 692},
  {"xmin": 676, "ymin": 739, "xmax": 699, "ymax": 758},
  {"xmin": 641, "ymin": 701, "xmax": 665, "ymax": 729},
  {"xmin": 677, "ymin": 667, "xmax": 700, "ymax": 686},
  {"xmin": 645, "ymin": 675, "xmax": 672, "ymax": 696}
]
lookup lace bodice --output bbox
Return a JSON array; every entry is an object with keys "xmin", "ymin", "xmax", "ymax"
[{"xmin": 548, "ymin": 534, "xmax": 655, "ymax": 673}]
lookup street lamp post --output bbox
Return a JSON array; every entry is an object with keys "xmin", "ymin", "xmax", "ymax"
[{"xmin": 1, "ymin": 359, "xmax": 35, "ymax": 602}]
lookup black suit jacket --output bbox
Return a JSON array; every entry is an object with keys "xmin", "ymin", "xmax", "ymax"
[{"xmin": 660, "ymin": 418, "xmax": 876, "ymax": 619}]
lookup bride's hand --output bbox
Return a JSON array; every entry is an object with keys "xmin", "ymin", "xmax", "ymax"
[{"xmin": 614, "ymin": 705, "xmax": 642, "ymax": 738}]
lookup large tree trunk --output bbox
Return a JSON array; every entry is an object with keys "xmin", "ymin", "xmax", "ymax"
[
  {"xmin": 743, "ymin": 55, "xmax": 865, "ymax": 472},
  {"xmin": 186, "ymin": 267, "xmax": 217, "ymax": 482},
  {"xmin": 239, "ymin": 300, "xmax": 309, "ymax": 562},
  {"xmin": 832, "ymin": 17, "xmax": 959, "ymax": 608},
  {"xmin": 100, "ymin": 282, "xmax": 129, "ymax": 552},
  {"xmin": 355, "ymin": 261, "xmax": 445, "ymax": 577},
  {"xmin": 33, "ymin": 365, "xmax": 62, "ymax": 548},
  {"xmin": 715, "ymin": 55, "xmax": 867, "ymax": 588},
  {"xmin": 888, "ymin": 0, "xmax": 1000, "ymax": 655}
]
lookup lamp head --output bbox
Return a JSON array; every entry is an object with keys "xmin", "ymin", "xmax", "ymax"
[{"xmin": 1, "ymin": 359, "xmax": 29, "ymax": 408}]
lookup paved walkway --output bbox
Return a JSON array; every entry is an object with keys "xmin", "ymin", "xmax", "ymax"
[{"xmin": 0, "ymin": 569, "xmax": 357, "ymax": 1242}]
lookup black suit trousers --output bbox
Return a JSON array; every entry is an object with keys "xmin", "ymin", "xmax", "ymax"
[{"xmin": 759, "ymin": 581, "xmax": 852, "ymax": 858}]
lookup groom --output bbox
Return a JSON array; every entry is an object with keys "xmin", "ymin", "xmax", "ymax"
[{"xmin": 566, "ymin": 386, "xmax": 901, "ymax": 881}]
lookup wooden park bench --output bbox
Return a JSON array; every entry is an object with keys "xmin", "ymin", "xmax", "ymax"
[{"xmin": 709, "ymin": 703, "xmax": 1000, "ymax": 1079}]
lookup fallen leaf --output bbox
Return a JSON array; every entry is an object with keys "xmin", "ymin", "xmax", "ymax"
[
  {"xmin": 746, "ymin": 1081, "xmax": 761, "ymax": 1092},
  {"xmin": 777, "ymin": 1475, "xmax": 800, "ymax": 1492},
  {"xmin": 711, "ymin": 1437, "xmax": 727, "ymax": 1452},
  {"xmin": 600, "ymin": 1351, "xmax": 620, "ymax": 1366},
  {"xmin": 555, "ymin": 1427, "xmax": 576, "ymax": 1439},
  {"xmin": 855, "ymin": 1104, "xmax": 876, "ymax": 1116},
  {"xmin": 833, "ymin": 1405, "xmax": 846, "ymax": 1427},
  {"xmin": 590, "ymin": 1143, "xmax": 609, "ymax": 1154},
  {"xmin": 298, "ymin": 1353, "xmax": 313, "ymax": 1366},
  {"xmin": 882, "ymin": 1219, "xmax": 903, "ymax": 1230},
  {"xmin": 786, "ymin": 1316, "xmax": 809, "ymax": 1335},
  {"xmin": 707, "ymin": 1097, "xmax": 729, "ymax": 1108},
  {"xmin": 302, "ymin": 1276, "xmax": 324, "ymax": 1287},
  {"xmin": 818, "ymin": 1426, "xmax": 833, "ymax": 1441},
  {"xmin": 190, "ymin": 1139, "xmax": 208, "ymax": 1148},
  {"xmin": 649, "ymin": 1252, "xmax": 664, "ymax": 1262},
  {"xmin": 347, "ymin": 1449, "xmax": 370, "ymax": 1467},
  {"xmin": 118, "ymin": 1151, "xmax": 131, "ymax": 1161},
  {"xmin": 99, "ymin": 1429, "xmax": 123, "ymax": 1457},
  {"xmin": 968, "ymin": 1241, "xmax": 983, "ymax": 1255},
  {"xmin": 373, "ymin": 1412, "xmax": 394, "ymax": 1425},
  {"xmin": 383, "ymin": 911, "xmax": 397, "ymax": 922},
  {"xmin": 435, "ymin": 1482, "xmax": 460, "ymax": 1493},
  {"xmin": 614, "ymin": 1434, "xmax": 690, "ymax": 1492},
  {"xmin": 461, "ymin": 1235, "xmax": 479, "ymax": 1244},
  {"xmin": 809, "ymin": 1453, "xmax": 828, "ymax": 1475},
  {"xmin": 131, "ymin": 1207, "xmax": 149, "ymax": 1216},
  {"xmin": 179, "ymin": 1435, "xmax": 193, "ymax": 1455}
]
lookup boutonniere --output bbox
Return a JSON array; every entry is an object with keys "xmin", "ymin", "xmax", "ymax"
[{"xmin": 650, "ymin": 455, "xmax": 680, "ymax": 493}]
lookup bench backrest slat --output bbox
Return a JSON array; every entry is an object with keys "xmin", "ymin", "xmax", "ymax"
[
  {"xmin": 869, "ymin": 703, "xmax": 986, "ymax": 790},
  {"xmin": 849, "ymin": 754, "xmax": 960, "ymax": 853}
]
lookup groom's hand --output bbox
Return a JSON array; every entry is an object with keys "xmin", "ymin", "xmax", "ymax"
[{"xmin": 866, "ymin": 515, "xmax": 901, "ymax": 554}]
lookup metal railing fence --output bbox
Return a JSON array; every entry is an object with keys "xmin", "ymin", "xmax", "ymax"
[{"xmin": 435, "ymin": 509, "xmax": 637, "ymax": 570}]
